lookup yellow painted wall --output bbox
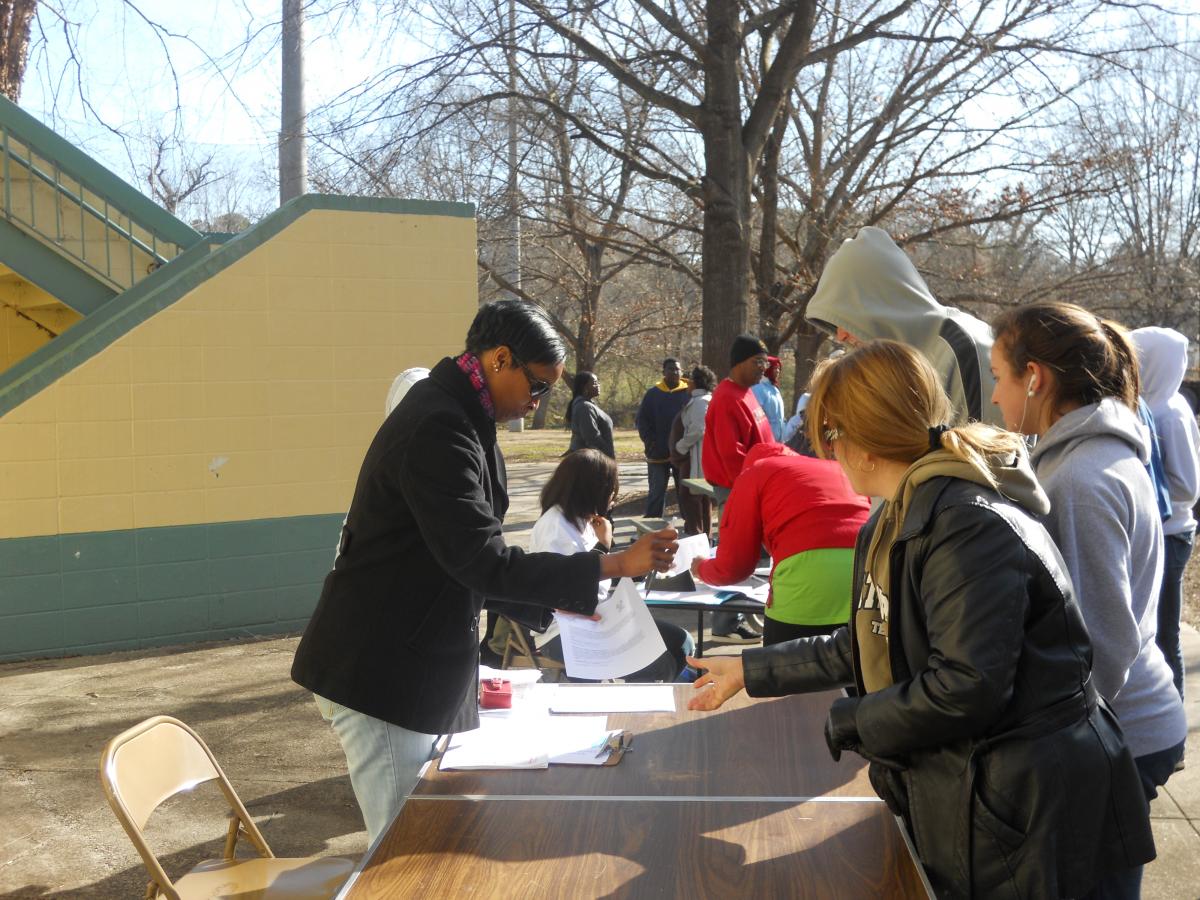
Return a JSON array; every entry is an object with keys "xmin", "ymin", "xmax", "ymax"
[
  {"xmin": 0, "ymin": 207, "xmax": 477, "ymax": 539},
  {"xmin": 0, "ymin": 267, "xmax": 82, "ymax": 371}
]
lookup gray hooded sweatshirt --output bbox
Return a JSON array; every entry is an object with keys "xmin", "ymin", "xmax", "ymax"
[
  {"xmin": 807, "ymin": 227, "xmax": 1002, "ymax": 427},
  {"xmin": 1132, "ymin": 326, "xmax": 1200, "ymax": 537},
  {"xmin": 1032, "ymin": 397, "xmax": 1186, "ymax": 757}
]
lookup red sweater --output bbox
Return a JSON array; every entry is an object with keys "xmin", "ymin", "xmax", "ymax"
[
  {"xmin": 701, "ymin": 379, "xmax": 776, "ymax": 488},
  {"xmin": 697, "ymin": 444, "xmax": 870, "ymax": 587}
]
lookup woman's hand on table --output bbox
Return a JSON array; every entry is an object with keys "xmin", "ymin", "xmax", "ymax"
[
  {"xmin": 600, "ymin": 527, "xmax": 678, "ymax": 579},
  {"xmin": 690, "ymin": 557, "xmax": 707, "ymax": 582},
  {"xmin": 686, "ymin": 655, "xmax": 746, "ymax": 711}
]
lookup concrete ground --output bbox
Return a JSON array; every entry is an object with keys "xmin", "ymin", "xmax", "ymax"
[{"xmin": 2, "ymin": 461, "xmax": 1199, "ymax": 898}]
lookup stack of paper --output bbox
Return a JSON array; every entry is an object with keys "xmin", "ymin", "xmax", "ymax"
[{"xmin": 441, "ymin": 715, "xmax": 616, "ymax": 770}]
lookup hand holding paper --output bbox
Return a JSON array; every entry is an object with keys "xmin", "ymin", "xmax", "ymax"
[
  {"xmin": 554, "ymin": 578, "xmax": 667, "ymax": 680},
  {"xmin": 667, "ymin": 533, "xmax": 711, "ymax": 577}
]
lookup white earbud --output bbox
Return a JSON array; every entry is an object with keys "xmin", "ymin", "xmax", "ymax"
[{"xmin": 1026, "ymin": 375, "xmax": 1037, "ymax": 398}]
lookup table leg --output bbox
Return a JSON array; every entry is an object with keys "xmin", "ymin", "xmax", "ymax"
[{"xmin": 694, "ymin": 610, "xmax": 705, "ymax": 658}]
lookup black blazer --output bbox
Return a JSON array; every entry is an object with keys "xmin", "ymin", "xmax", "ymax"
[{"xmin": 291, "ymin": 357, "xmax": 601, "ymax": 734}]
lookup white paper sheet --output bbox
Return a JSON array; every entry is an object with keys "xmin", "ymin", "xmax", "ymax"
[
  {"xmin": 441, "ymin": 715, "xmax": 613, "ymax": 769},
  {"xmin": 554, "ymin": 578, "xmax": 667, "ymax": 680},
  {"xmin": 664, "ymin": 532, "xmax": 712, "ymax": 576},
  {"xmin": 547, "ymin": 684, "xmax": 677, "ymax": 713}
]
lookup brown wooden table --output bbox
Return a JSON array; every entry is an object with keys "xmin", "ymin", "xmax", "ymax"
[{"xmin": 338, "ymin": 686, "xmax": 931, "ymax": 899}]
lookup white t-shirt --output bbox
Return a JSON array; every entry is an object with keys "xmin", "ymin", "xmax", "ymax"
[{"xmin": 529, "ymin": 505, "xmax": 607, "ymax": 603}]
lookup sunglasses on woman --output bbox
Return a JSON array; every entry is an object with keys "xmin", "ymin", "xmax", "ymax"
[{"xmin": 512, "ymin": 356, "xmax": 552, "ymax": 399}]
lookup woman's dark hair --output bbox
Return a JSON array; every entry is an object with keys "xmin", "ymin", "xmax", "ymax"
[
  {"xmin": 690, "ymin": 365, "xmax": 717, "ymax": 391},
  {"xmin": 540, "ymin": 449, "xmax": 620, "ymax": 529},
  {"xmin": 992, "ymin": 302, "xmax": 1140, "ymax": 413},
  {"xmin": 565, "ymin": 371, "xmax": 596, "ymax": 424},
  {"xmin": 465, "ymin": 299, "xmax": 566, "ymax": 365}
]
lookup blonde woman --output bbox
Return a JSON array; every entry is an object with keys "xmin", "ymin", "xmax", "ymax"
[{"xmin": 687, "ymin": 340, "xmax": 1152, "ymax": 899}]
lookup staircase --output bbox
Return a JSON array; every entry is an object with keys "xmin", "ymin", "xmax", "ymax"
[{"xmin": 0, "ymin": 94, "xmax": 203, "ymax": 324}]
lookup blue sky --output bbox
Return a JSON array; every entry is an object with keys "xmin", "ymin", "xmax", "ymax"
[{"xmin": 19, "ymin": 0, "xmax": 424, "ymax": 210}]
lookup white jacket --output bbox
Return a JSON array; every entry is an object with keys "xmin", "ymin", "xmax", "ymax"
[
  {"xmin": 675, "ymin": 389, "xmax": 711, "ymax": 479},
  {"xmin": 1132, "ymin": 326, "xmax": 1199, "ymax": 536}
]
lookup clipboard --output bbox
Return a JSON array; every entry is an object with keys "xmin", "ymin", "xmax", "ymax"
[
  {"xmin": 644, "ymin": 569, "xmax": 696, "ymax": 594},
  {"xmin": 554, "ymin": 730, "xmax": 633, "ymax": 766}
]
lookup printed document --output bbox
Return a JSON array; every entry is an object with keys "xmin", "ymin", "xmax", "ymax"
[
  {"xmin": 555, "ymin": 578, "xmax": 667, "ymax": 680},
  {"xmin": 548, "ymin": 684, "xmax": 676, "ymax": 713},
  {"xmin": 664, "ymin": 532, "xmax": 712, "ymax": 576}
]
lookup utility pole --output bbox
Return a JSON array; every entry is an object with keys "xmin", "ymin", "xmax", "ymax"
[
  {"xmin": 279, "ymin": 0, "xmax": 307, "ymax": 205},
  {"xmin": 506, "ymin": 0, "xmax": 526, "ymax": 431}
]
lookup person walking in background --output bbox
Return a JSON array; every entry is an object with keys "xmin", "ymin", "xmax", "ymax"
[
  {"xmin": 692, "ymin": 442, "xmax": 869, "ymax": 645},
  {"xmin": 566, "ymin": 370, "xmax": 615, "ymax": 459},
  {"xmin": 807, "ymin": 226, "xmax": 1001, "ymax": 426},
  {"xmin": 751, "ymin": 355, "xmax": 786, "ymax": 441},
  {"xmin": 635, "ymin": 358, "xmax": 691, "ymax": 517},
  {"xmin": 991, "ymin": 302, "xmax": 1186, "ymax": 897},
  {"xmin": 1132, "ymin": 326, "xmax": 1200, "ymax": 703},
  {"xmin": 291, "ymin": 300, "xmax": 678, "ymax": 843},
  {"xmin": 702, "ymin": 334, "xmax": 776, "ymax": 504},
  {"xmin": 688, "ymin": 340, "xmax": 1154, "ymax": 898},
  {"xmin": 674, "ymin": 366, "xmax": 717, "ymax": 536}
]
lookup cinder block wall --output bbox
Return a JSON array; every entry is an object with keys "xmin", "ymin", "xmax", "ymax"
[{"xmin": 0, "ymin": 200, "xmax": 477, "ymax": 660}]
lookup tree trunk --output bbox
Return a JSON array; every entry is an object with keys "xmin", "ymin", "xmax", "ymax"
[
  {"xmin": 279, "ymin": 0, "xmax": 307, "ymax": 204},
  {"xmin": 792, "ymin": 325, "xmax": 825, "ymax": 401},
  {"xmin": 756, "ymin": 109, "xmax": 789, "ymax": 354},
  {"xmin": 700, "ymin": 0, "xmax": 752, "ymax": 374},
  {"xmin": 0, "ymin": 0, "xmax": 36, "ymax": 102}
]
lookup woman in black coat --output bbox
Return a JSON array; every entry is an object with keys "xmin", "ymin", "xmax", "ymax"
[
  {"xmin": 687, "ymin": 340, "xmax": 1153, "ymax": 898},
  {"xmin": 292, "ymin": 300, "xmax": 677, "ymax": 842}
]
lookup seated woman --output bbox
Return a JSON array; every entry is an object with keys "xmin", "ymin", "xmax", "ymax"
[
  {"xmin": 687, "ymin": 340, "xmax": 1153, "ymax": 898},
  {"xmin": 691, "ymin": 442, "xmax": 869, "ymax": 646},
  {"xmin": 532, "ymin": 449, "xmax": 693, "ymax": 681}
]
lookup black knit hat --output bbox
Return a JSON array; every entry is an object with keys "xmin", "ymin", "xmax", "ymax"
[{"xmin": 730, "ymin": 333, "xmax": 768, "ymax": 366}]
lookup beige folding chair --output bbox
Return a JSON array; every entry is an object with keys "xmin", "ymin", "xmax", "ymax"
[
  {"xmin": 99, "ymin": 715, "xmax": 353, "ymax": 900},
  {"xmin": 499, "ymin": 615, "xmax": 567, "ymax": 681}
]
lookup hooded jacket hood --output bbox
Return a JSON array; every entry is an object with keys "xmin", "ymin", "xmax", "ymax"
[
  {"xmin": 1131, "ymin": 326, "xmax": 1189, "ymax": 417},
  {"xmin": 1131, "ymin": 326, "xmax": 1200, "ymax": 535},
  {"xmin": 1032, "ymin": 397, "xmax": 1151, "ymax": 471},
  {"xmin": 807, "ymin": 227, "xmax": 1001, "ymax": 426}
]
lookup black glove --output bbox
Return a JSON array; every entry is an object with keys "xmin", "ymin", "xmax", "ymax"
[{"xmin": 823, "ymin": 696, "xmax": 862, "ymax": 762}]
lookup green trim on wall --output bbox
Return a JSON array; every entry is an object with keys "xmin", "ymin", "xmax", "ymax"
[
  {"xmin": 0, "ymin": 513, "xmax": 343, "ymax": 661},
  {"xmin": 0, "ymin": 95, "xmax": 202, "ymax": 249},
  {"xmin": 0, "ymin": 216, "xmax": 118, "ymax": 314},
  {"xmin": 0, "ymin": 193, "xmax": 476, "ymax": 418}
]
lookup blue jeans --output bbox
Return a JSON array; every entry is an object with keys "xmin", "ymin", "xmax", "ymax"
[
  {"xmin": 1082, "ymin": 738, "xmax": 1186, "ymax": 899},
  {"xmin": 644, "ymin": 462, "xmax": 677, "ymax": 518},
  {"xmin": 1157, "ymin": 529, "xmax": 1193, "ymax": 699},
  {"xmin": 314, "ymin": 694, "xmax": 437, "ymax": 845}
]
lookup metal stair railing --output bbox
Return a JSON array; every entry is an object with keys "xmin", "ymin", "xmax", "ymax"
[{"xmin": 1, "ymin": 124, "xmax": 186, "ymax": 292}]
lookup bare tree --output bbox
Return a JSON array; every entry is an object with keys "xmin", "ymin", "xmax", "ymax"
[{"xmin": 0, "ymin": 0, "xmax": 36, "ymax": 101}]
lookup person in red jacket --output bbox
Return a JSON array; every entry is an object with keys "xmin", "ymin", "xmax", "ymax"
[
  {"xmin": 693, "ymin": 443, "xmax": 870, "ymax": 645},
  {"xmin": 702, "ymin": 334, "xmax": 776, "ymax": 504}
]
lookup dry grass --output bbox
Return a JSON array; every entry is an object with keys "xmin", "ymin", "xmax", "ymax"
[
  {"xmin": 1183, "ymin": 550, "xmax": 1200, "ymax": 630},
  {"xmin": 497, "ymin": 426, "xmax": 647, "ymax": 463}
]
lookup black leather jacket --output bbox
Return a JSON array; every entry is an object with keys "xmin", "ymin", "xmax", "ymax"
[{"xmin": 742, "ymin": 476, "xmax": 1154, "ymax": 898}]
